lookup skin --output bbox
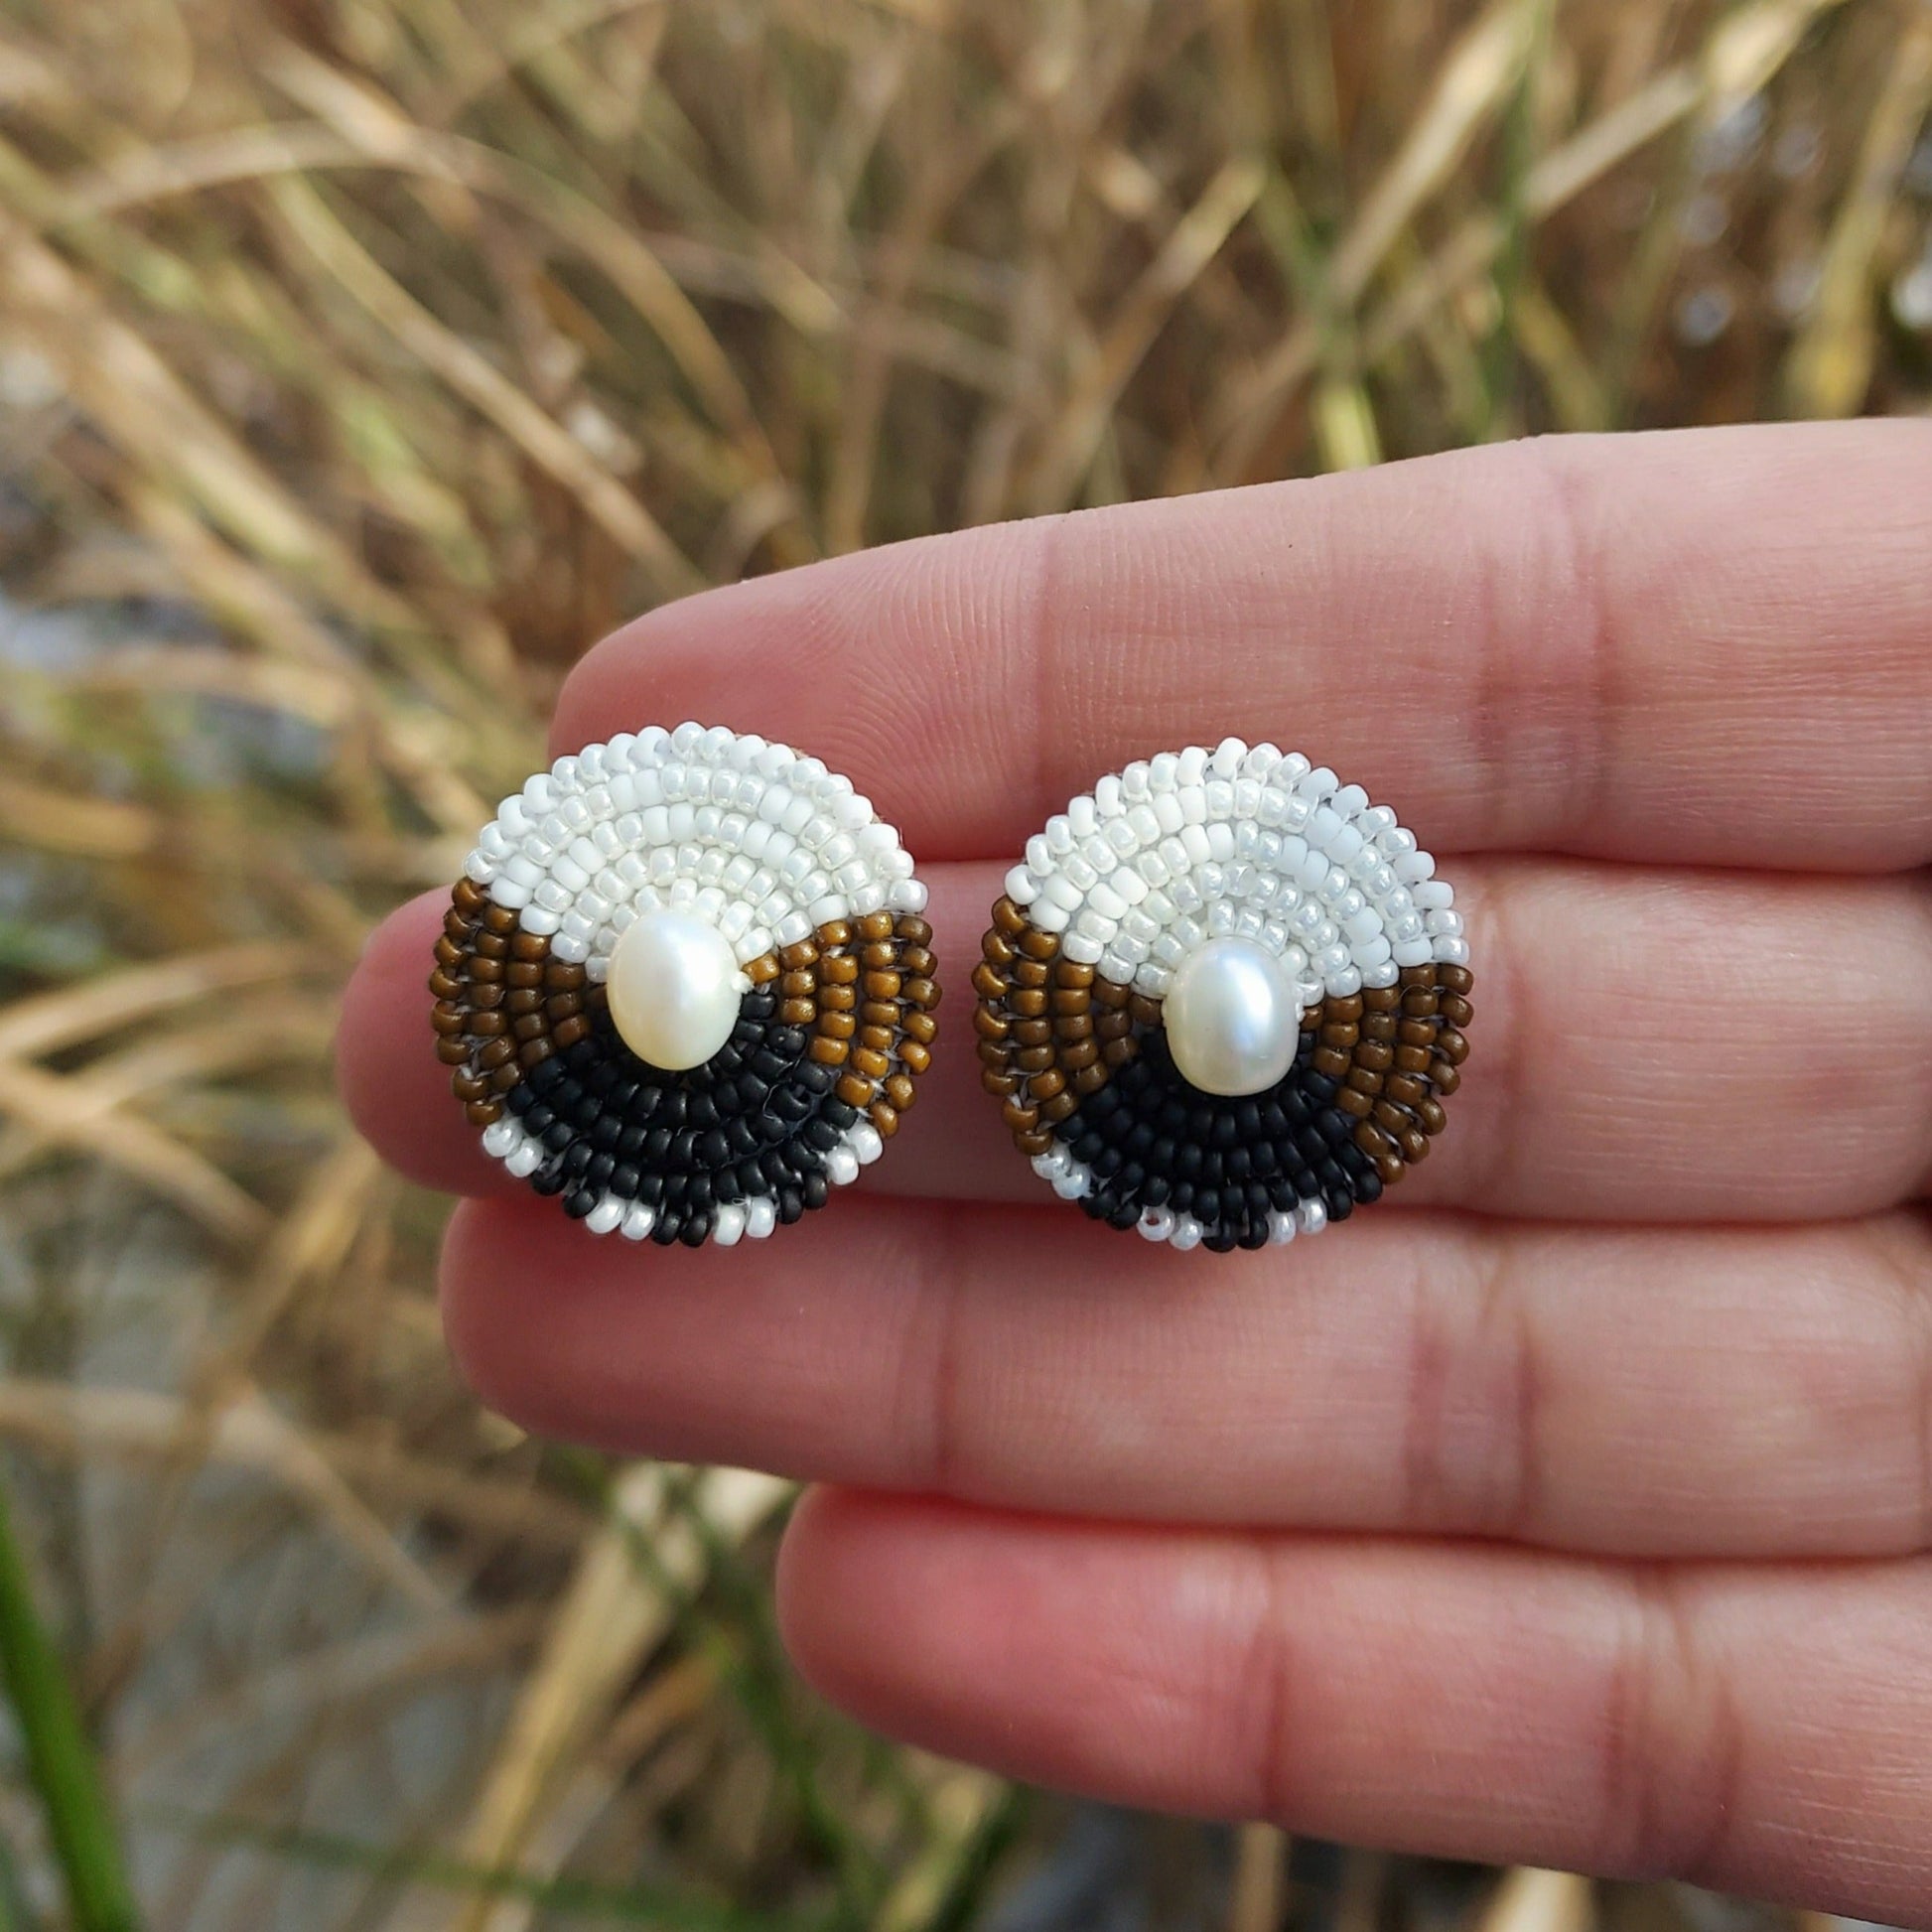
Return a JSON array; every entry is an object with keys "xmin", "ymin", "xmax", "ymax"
[{"xmin": 339, "ymin": 422, "xmax": 1932, "ymax": 1921}]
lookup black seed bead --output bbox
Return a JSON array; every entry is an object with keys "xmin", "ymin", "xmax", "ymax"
[
  {"xmin": 1194, "ymin": 1186, "xmax": 1221, "ymax": 1224},
  {"xmin": 1092, "ymin": 1148, "xmax": 1124, "ymax": 1180},
  {"xmin": 1149, "ymin": 1136, "xmax": 1176, "ymax": 1175},
  {"xmin": 531, "ymin": 1163, "xmax": 568, "ymax": 1197},
  {"xmin": 1072, "ymin": 1131, "xmax": 1106, "ymax": 1164},
  {"xmin": 687, "ymin": 1175, "xmax": 714, "ymax": 1212},
  {"xmin": 617, "ymin": 1123, "xmax": 647, "ymax": 1158},
  {"xmin": 769, "ymin": 1027, "xmax": 807, "ymax": 1057},
  {"xmin": 797, "ymin": 1061, "xmax": 835, "ymax": 1095},
  {"xmin": 1141, "ymin": 1173, "xmax": 1172, "ymax": 1207},
  {"xmin": 1175, "ymin": 1143, "xmax": 1203, "ymax": 1180},
  {"xmin": 586, "ymin": 1153, "xmax": 616, "ymax": 1188},
  {"xmin": 680, "ymin": 1216, "xmax": 710, "ymax": 1247},
  {"xmin": 561, "ymin": 1144, "xmax": 594, "ymax": 1177},
  {"xmin": 736, "ymin": 1161, "xmax": 765, "ymax": 1198},
  {"xmin": 1203, "ymin": 1228, "xmax": 1238, "ymax": 1254},
  {"xmin": 1115, "ymin": 1162, "xmax": 1146, "ymax": 1197},
  {"xmin": 1107, "ymin": 1199, "xmax": 1141, "ymax": 1230},
  {"xmin": 688, "ymin": 1092, "xmax": 720, "ymax": 1130},
  {"xmin": 521, "ymin": 1103, "xmax": 554, "ymax": 1134},
  {"xmin": 777, "ymin": 1186, "xmax": 805, "ymax": 1224},
  {"xmin": 612, "ymin": 1164, "xmax": 640, "ymax": 1199},
  {"xmin": 802, "ymin": 1173, "xmax": 829, "ymax": 1210},
  {"xmin": 1269, "ymin": 1179, "xmax": 1298, "ymax": 1213},
  {"xmin": 1296, "ymin": 1126, "xmax": 1328, "ymax": 1164},
  {"xmin": 1304, "ymin": 1072, "xmax": 1336, "ymax": 1104},
  {"xmin": 1170, "ymin": 1181, "xmax": 1194, "ymax": 1212},
  {"xmin": 726, "ymin": 1119, "xmax": 759, "ymax": 1158},
  {"xmin": 1352, "ymin": 1170, "xmax": 1383, "ymax": 1205},
  {"xmin": 650, "ymin": 1212, "xmax": 680, "ymax": 1245},
  {"xmin": 590, "ymin": 1115, "xmax": 621, "ymax": 1151},
  {"xmin": 541, "ymin": 1121, "xmax": 573, "ymax": 1154},
  {"xmin": 1238, "ymin": 1220, "xmax": 1269, "ymax": 1250},
  {"xmin": 697, "ymin": 1128, "xmax": 731, "ymax": 1169},
  {"xmin": 1224, "ymin": 1147, "xmax": 1252, "ymax": 1182},
  {"xmin": 822, "ymin": 1099, "xmax": 860, "ymax": 1132},
  {"xmin": 1208, "ymin": 1112, "xmax": 1238, "ymax": 1149},
  {"xmin": 803, "ymin": 1119, "xmax": 842, "ymax": 1154},
  {"xmin": 644, "ymin": 1125, "xmax": 673, "ymax": 1164},
  {"xmin": 1233, "ymin": 1100, "xmax": 1262, "ymax": 1142},
  {"xmin": 743, "ymin": 993, "xmax": 775, "ymax": 1023},
  {"xmin": 563, "ymin": 1188, "xmax": 597, "ymax": 1219},
  {"xmin": 1293, "ymin": 1167, "xmax": 1319, "ymax": 1197},
  {"xmin": 636, "ymin": 1171, "xmax": 664, "ymax": 1205},
  {"xmin": 659, "ymin": 1173, "xmax": 688, "ymax": 1204},
  {"xmin": 526, "ymin": 1056, "xmax": 564, "ymax": 1092}
]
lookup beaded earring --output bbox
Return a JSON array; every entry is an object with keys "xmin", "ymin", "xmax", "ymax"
[
  {"xmin": 976, "ymin": 741, "xmax": 1469, "ymax": 1253},
  {"xmin": 433, "ymin": 724, "xmax": 938, "ymax": 1245}
]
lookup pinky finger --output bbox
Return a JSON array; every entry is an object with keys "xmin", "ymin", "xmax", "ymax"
[{"xmin": 778, "ymin": 1491, "xmax": 1932, "ymax": 1922}]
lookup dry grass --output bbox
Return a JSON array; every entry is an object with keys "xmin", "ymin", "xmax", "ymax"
[{"xmin": 0, "ymin": 0, "xmax": 1926, "ymax": 1925}]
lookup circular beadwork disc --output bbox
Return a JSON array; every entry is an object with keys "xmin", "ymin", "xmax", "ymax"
[
  {"xmin": 433, "ymin": 724, "xmax": 937, "ymax": 1245},
  {"xmin": 978, "ymin": 741, "xmax": 1470, "ymax": 1252}
]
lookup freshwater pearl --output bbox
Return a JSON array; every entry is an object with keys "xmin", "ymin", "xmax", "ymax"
[
  {"xmin": 605, "ymin": 909, "xmax": 742, "ymax": 1071},
  {"xmin": 1163, "ymin": 936, "xmax": 1302, "ymax": 1097}
]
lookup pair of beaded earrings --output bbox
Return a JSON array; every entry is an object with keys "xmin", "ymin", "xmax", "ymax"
[{"xmin": 432, "ymin": 724, "xmax": 1470, "ymax": 1254}]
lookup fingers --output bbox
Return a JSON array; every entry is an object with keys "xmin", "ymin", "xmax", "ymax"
[
  {"xmin": 776, "ymin": 1493, "xmax": 1932, "ymax": 1923},
  {"xmin": 552, "ymin": 422, "xmax": 1932, "ymax": 870},
  {"xmin": 442, "ymin": 1194, "xmax": 1932, "ymax": 1558},
  {"xmin": 344, "ymin": 859, "xmax": 1932, "ymax": 1223}
]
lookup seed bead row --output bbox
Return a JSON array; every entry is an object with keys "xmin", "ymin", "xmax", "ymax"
[{"xmin": 1000, "ymin": 739, "xmax": 1464, "ymax": 1008}]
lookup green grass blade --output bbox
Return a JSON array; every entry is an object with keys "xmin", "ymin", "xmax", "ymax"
[{"xmin": 0, "ymin": 1477, "xmax": 138, "ymax": 1931}]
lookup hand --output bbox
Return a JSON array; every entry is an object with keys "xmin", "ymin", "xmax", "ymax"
[{"xmin": 339, "ymin": 421, "xmax": 1932, "ymax": 1921}]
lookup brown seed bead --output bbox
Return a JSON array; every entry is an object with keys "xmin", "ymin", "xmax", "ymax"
[
  {"xmin": 859, "ymin": 942, "xmax": 897, "ymax": 971},
  {"xmin": 1058, "ymin": 1038, "xmax": 1099, "ymax": 1071},
  {"xmin": 452, "ymin": 1071, "xmax": 490, "ymax": 1101},
  {"xmin": 1012, "ymin": 958, "xmax": 1050, "ymax": 990},
  {"xmin": 1440, "ymin": 995, "xmax": 1473, "ymax": 1028},
  {"xmin": 1049, "ymin": 988, "xmax": 1091, "ymax": 1016},
  {"xmin": 1374, "ymin": 1152, "xmax": 1406, "ymax": 1186},
  {"xmin": 781, "ymin": 998, "xmax": 817, "ymax": 1027},
  {"xmin": 1417, "ymin": 1098, "xmax": 1449, "ymax": 1136},
  {"xmin": 817, "ymin": 919, "xmax": 853, "ymax": 949},
  {"xmin": 549, "ymin": 1018, "xmax": 591, "ymax": 1051},
  {"xmin": 1092, "ymin": 979, "xmax": 1131, "ymax": 1009},
  {"xmin": 851, "ymin": 1046, "xmax": 891, "ymax": 1080},
  {"xmin": 1039, "ymin": 1092, "xmax": 1077, "ymax": 1124},
  {"xmin": 1311, "ymin": 1046, "xmax": 1350, "ymax": 1078},
  {"xmin": 1128, "ymin": 994, "xmax": 1163, "ymax": 1029},
  {"xmin": 1397, "ymin": 1128, "xmax": 1430, "ymax": 1164},
  {"xmin": 482, "ymin": 903, "xmax": 517, "ymax": 934},
  {"xmin": 1100, "ymin": 1037, "xmax": 1139, "ymax": 1068},
  {"xmin": 546, "ymin": 992, "xmax": 584, "ymax": 1019},
  {"xmin": 1054, "ymin": 959, "xmax": 1096, "ymax": 988},
  {"xmin": 1015, "ymin": 1128, "xmax": 1055, "ymax": 1157},
  {"xmin": 471, "ymin": 983, "xmax": 506, "ymax": 1011},
  {"xmin": 1385, "ymin": 1073, "xmax": 1430, "ymax": 1108},
  {"xmin": 1345, "ymin": 1067, "xmax": 1384, "ymax": 1097},
  {"xmin": 1362, "ymin": 986, "xmax": 1402, "ymax": 1011},
  {"xmin": 779, "ymin": 940, "xmax": 819, "ymax": 972},
  {"xmin": 452, "ymin": 878, "xmax": 485, "ymax": 911},
  {"xmin": 837, "ymin": 1072, "xmax": 874, "ymax": 1109},
  {"xmin": 1324, "ymin": 994, "xmax": 1365, "ymax": 1023},
  {"xmin": 474, "ymin": 930, "xmax": 508, "ymax": 959},
  {"xmin": 809, "ymin": 1035, "xmax": 849, "ymax": 1066},
  {"xmin": 1018, "ymin": 928, "xmax": 1057, "ymax": 961},
  {"xmin": 507, "ymin": 961, "xmax": 545, "ymax": 989},
  {"xmin": 434, "ymin": 935, "xmax": 465, "ymax": 968},
  {"xmin": 1397, "ymin": 1018, "xmax": 1437, "ymax": 1047},
  {"xmin": 867, "ymin": 969, "xmax": 904, "ymax": 1000},
  {"xmin": 858, "ymin": 911, "xmax": 895, "ymax": 942},
  {"xmin": 885, "ymin": 1073, "xmax": 916, "ymax": 1111},
  {"xmin": 982, "ymin": 929, "xmax": 1017, "ymax": 965},
  {"xmin": 465, "ymin": 1099, "xmax": 502, "ymax": 1126},
  {"xmin": 476, "ymin": 1036, "xmax": 517, "ymax": 1070},
  {"xmin": 1439, "ymin": 964, "xmax": 1473, "ymax": 994},
  {"xmin": 903, "ymin": 1012, "xmax": 937, "ymax": 1044},
  {"xmin": 1355, "ymin": 1039, "xmax": 1394, "ymax": 1073},
  {"xmin": 973, "ymin": 1008, "xmax": 1010, "ymax": 1041},
  {"xmin": 513, "ymin": 1014, "xmax": 547, "ymax": 1041},
  {"xmin": 546, "ymin": 962, "xmax": 588, "ymax": 991},
  {"xmin": 1012, "ymin": 1020, "xmax": 1052, "ymax": 1048},
  {"xmin": 897, "ymin": 915, "xmax": 933, "ymax": 945},
  {"xmin": 1361, "ymin": 1014, "xmax": 1398, "ymax": 1042},
  {"xmin": 819, "ymin": 985, "xmax": 857, "ymax": 1013},
  {"xmin": 1372, "ymin": 1099, "xmax": 1411, "ymax": 1132},
  {"xmin": 431, "ymin": 1006, "xmax": 466, "ymax": 1036},
  {"xmin": 468, "ymin": 1011, "xmax": 507, "ymax": 1037},
  {"xmin": 779, "ymin": 969, "xmax": 814, "ymax": 1001},
  {"xmin": 982, "ymin": 1068, "xmax": 1020, "ymax": 1097},
  {"xmin": 1430, "ymin": 1061, "xmax": 1461, "ymax": 1096},
  {"xmin": 1353, "ymin": 1120, "xmax": 1395, "ymax": 1159},
  {"xmin": 1393, "ymin": 1044, "xmax": 1433, "ymax": 1074},
  {"xmin": 746, "ymin": 953, "xmax": 781, "ymax": 985},
  {"xmin": 1335, "ymin": 1086, "xmax": 1373, "ymax": 1120},
  {"xmin": 1318, "ymin": 1022, "xmax": 1359, "ymax": 1048},
  {"xmin": 869, "ymin": 1102, "xmax": 899, "ymax": 1138},
  {"xmin": 1015, "ymin": 1044, "xmax": 1055, "ymax": 1073},
  {"xmin": 858, "ymin": 1026, "xmax": 895, "ymax": 1052},
  {"xmin": 899, "ymin": 1041, "xmax": 931, "ymax": 1075},
  {"xmin": 818, "ymin": 1013, "xmax": 857, "ymax": 1042},
  {"xmin": 820, "ymin": 956, "xmax": 859, "ymax": 988},
  {"xmin": 993, "ymin": 897, "xmax": 1028, "ymax": 935},
  {"xmin": 1400, "ymin": 964, "xmax": 1435, "ymax": 986},
  {"xmin": 436, "ymin": 1037, "xmax": 472, "ymax": 1065},
  {"xmin": 1436, "ymin": 1029, "xmax": 1469, "ymax": 1064},
  {"xmin": 861, "ymin": 1001, "xmax": 899, "ymax": 1028},
  {"xmin": 1054, "ymin": 1014, "xmax": 1094, "ymax": 1041},
  {"xmin": 899, "ymin": 946, "xmax": 936, "ymax": 979},
  {"xmin": 1003, "ymin": 1098, "xmax": 1039, "ymax": 1133},
  {"xmin": 1094, "ymin": 1012, "xmax": 1133, "ymax": 1041},
  {"xmin": 1009, "ymin": 988, "xmax": 1048, "ymax": 1019},
  {"xmin": 511, "ymin": 930, "xmax": 548, "ymax": 961},
  {"xmin": 1031, "ymin": 1068, "xmax": 1067, "ymax": 1101},
  {"xmin": 1072, "ymin": 1062, "xmax": 1110, "ymax": 1094},
  {"xmin": 520, "ymin": 1038, "xmax": 553, "ymax": 1070}
]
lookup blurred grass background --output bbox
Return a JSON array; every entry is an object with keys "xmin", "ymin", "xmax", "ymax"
[{"xmin": 0, "ymin": 0, "xmax": 1927, "ymax": 1925}]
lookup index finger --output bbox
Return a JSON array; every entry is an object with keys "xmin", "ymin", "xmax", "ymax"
[{"xmin": 553, "ymin": 421, "xmax": 1932, "ymax": 871}]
